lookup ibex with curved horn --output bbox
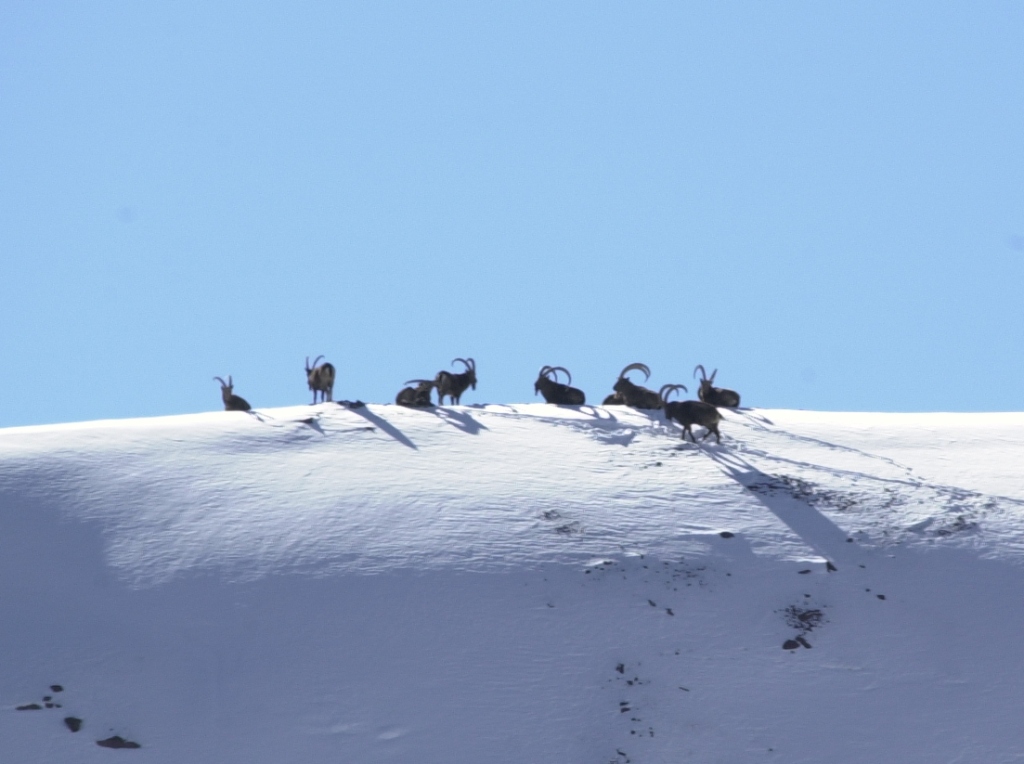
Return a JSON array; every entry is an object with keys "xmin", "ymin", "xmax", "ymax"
[
  {"xmin": 693, "ymin": 365, "xmax": 740, "ymax": 408},
  {"xmin": 660, "ymin": 384, "xmax": 722, "ymax": 443},
  {"xmin": 396, "ymin": 379, "xmax": 436, "ymax": 408},
  {"xmin": 305, "ymin": 355, "xmax": 336, "ymax": 404},
  {"xmin": 611, "ymin": 363, "xmax": 663, "ymax": 409},
  {"xmin": 435, "ymin": 357, "xmax": 477, "ymax": 405},
  {"xmin": 535, "ymin": 366, "xmax": 586, "ymax": 405},
  {"xmin": 214, "ymin": 376, "xmax": 251, "ymax": 412}
]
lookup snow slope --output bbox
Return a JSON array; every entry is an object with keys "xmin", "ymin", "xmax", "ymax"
[{"xmin": 2, "ymin": 403, "xmax": 1023, "ymax": 763}]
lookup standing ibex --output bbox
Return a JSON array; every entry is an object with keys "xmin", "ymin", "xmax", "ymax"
[
  {"xmin": 693, "ymin": 365, "xmax": 740, "ymax": 408},
  {"xmin": 396, "ymin": 379, "xmax": 435, "ymax": 408},
  {"xmin": 214, "ymin": 376, "xmax": 251, "ymax": 412},
  {"xmin": 659, "ymin": 384, "xmax": 722, "ymax": 443},
  {"xmin": 305, "ymin": 355, "xmax": 336, "ymax": 403},
  {"xmin": 535, "ymin": 366, "xmax": 586, "ymax": 405},
  {"xmin": 612, "ymin": 363, "xmax": 663, "ymax": 409},
  {"xmin": 435, "ymin": 358, "xmax": 476, "ymax": 405}
]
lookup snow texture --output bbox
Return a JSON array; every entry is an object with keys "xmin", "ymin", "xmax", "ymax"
[{"xmin": 2, "ymin": 403, "xmax": 1023, "ymax": 762}]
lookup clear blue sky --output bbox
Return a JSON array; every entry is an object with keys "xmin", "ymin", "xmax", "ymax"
[{"xmin": 2, "ymin": 1, "xmax": 1022, "ymax": 426}]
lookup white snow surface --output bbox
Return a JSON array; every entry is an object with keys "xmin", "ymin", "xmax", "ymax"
[{"xmin": 2, "ymin": 403, "xmax": 1023, "ymax": 763}]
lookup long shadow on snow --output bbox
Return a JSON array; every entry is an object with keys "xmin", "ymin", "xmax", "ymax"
[
  {"xmin": 430, "ymin": 407, "xmax": 488, "ymax": 435},
  {"xmin": 704, "ymin": 448, "xmax": 857, "ymax": 568},
  {"xmin": 340, "ymin": 406, "xmax": 417, "ymax": 450}
]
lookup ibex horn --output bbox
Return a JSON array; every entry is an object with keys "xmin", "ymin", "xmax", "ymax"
[
  {"xmin": 549, "ymin": 366, "xmax": 572, "ymax": 384},
  {"xmin": 659, "ymin": 383, "xmax": 688, "ymax": 402},
  {"xmin": 404, "ymin": 379, "xmax": 434, "ymax": 386},
  {"xmin": 452, "ymin": 358, "xmax": 470, "ymax": 370},
  {"xmin": 619, "ymin": 363, "xmax": 651, "ymax": 381},
  {"xmin": 693, "ymin": 365, "xmax": 707, "ymax": 381},
  {"xmin": 213, "ymin": 376, "xmax": 228, "ymax": 387},
  {"xmin": 710, "ymin": 368, "xmax": 718, "ymax": 383}
]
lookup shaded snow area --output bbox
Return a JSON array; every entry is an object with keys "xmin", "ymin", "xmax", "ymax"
[{"xmin": 2, "ymin": 403, "xmax": 1024, "ymax": 763}]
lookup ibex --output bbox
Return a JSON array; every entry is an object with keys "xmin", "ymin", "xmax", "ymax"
[
  {"xmin": 396, "ymin": 379, "xmax": 435, "ymax": 408},
  {"xmin": 659, "ymin": 384, "xmax": 722, "ymax": 443},
  {"xmin": 435, "ymin": 358, "xmax": 476, "ymax": 405},
  {"xmin": 693, "ymin": 365, "xmax": 740, "ymax": 408},
  {"xmin": 612, "ymin": 363, "xmax": 663, "ymax": 409},
  {"xmin": 535, "ymin": 366, "xmax": 586, "ymax": 405},
  {"xmin": 305, "ymin": 355, "xmax": 336, "ymax": 403},
  {"xmin": 602, "ymin": 392, "xmax": 624, "ymax": 405},
  {"xmin": 214, "ymin": 376, "xmax": 251, "ymax": 412}
]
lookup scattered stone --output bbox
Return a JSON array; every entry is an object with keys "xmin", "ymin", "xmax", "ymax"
[
  {"xmin": 64, "ymin": 717, "xmax": 83, "ymax": 733},
  {"xmin": 648, "ymin": 600, "xmax": 657, "ymax": 607},
  {"xmin": 719, "ymin": 531, "xmax": 735, "ymax": 538},
  {"xmin": 665, "ymin": 608, "xmax": 674, "ymax": 616},
  {"xmin": 16, "ymin": 704, "xmax": 42, "ymax": 711},
  {"xmin": 877, "ymin": 594, "xmax": 886, "ymax": 600},
  {"xmin": 782, "ymin": 639, "xmax": 800, "ymax": 650},
  {"xmin": 796, "ymin": 636, "xmax": 812, "ymax": 648},
  {"xmin": 45, "ymin": 703, "xmax": 54, "ymax": 708},
  {"xmin": 96, "ymin": 736, "xmax": 141, "ymax": 749},
  {"xmin": 847, "ymin": 538, "xmax": 854, "ymax": 543},
  {"xmin": 616, "ymin": 664, "xmax": 624, "ymax": 674},
  {"xmin": 798, "ymin": 569, "xmax": 811, "ymax": 574},
  {"xmin": 43, "ymin": 696, "xmax": 52, "ymax": 701},
  {"xmin": 826, "ymin": 561, "xmax": 838, "ymax": 572},
  {"xmin": 50, "ymin": 685, "xmax": 64, "ymax": 693}
]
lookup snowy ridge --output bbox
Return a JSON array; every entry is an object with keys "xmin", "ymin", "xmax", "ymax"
[{"xmin": 2, "ymin": 405, "xmax": 1024, "ymax": 762}]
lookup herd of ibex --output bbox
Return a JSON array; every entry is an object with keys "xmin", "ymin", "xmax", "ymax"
[{"xmin": 215, "ymin": 357, "xmax": 741, "ymax": 443}]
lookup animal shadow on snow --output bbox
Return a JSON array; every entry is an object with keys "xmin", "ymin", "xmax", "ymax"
[
  {"xmin": 706, "ymin": 449, "xmax": 855, "ymax": 568},
  {"xmin": 431, "ymin": 407, "xmax": 488, "ymax": 435},
  {"xmin": 341, "ymin": 406, "xmax": 417, "ymax": 450}
]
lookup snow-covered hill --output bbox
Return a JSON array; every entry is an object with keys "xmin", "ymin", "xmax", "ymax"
[{"xmin": 2, "ymin": 403, "xmax": 1023, "ymax": 763}]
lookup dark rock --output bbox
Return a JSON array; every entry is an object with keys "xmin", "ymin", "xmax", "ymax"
[
  {"xmin": 719, "ymin": 531, "xmax": 734, "ymax": 538},
  {"xmin": 64, "ymin": 717, "xmax": 83, "ymax": 733},
  {"xmin": 96, "ymin": 736, "xmax": 141, "ymax": 749},
  {"xmin": 16, "ymin": 703, "xmax": 42, "ymax": 710},
  {"xmin": 782, "ymin": 639, "xmax": 800, "ymax": 650},
  {"xmin": 798, "ymin": 569, "xmax": 811, "ymax": 574},
  {"xmin": 43, "ymin": 696, "xmax": 52, "ymax": 701},
  {"xmin": 665, "ymin": 608, "xmax": 674, "ymax": 616},
  {"xmin": 648, "ymin": 600, "xmax": 656, "ymax": 607},
  {"xmin": 616, "ymin": 663, "xmax": 624, "ymax": 674},
  {"xmin": 877, "ymin": 594, "xmax": 886, "ymax": 600},
  {"xmin": 50, "ymin": 685, "xmax": 64, "ymax": 692},
  {"xmin": 45, "ymin": 703, "xmax": 54, "ymax": 708},
  {"xmin": 796, "ymin": 636, "xmax": 812, "ymax": 648},
  {"xmin": 826, "ymin": 561, "xmax": 837, "ymax": 572}
]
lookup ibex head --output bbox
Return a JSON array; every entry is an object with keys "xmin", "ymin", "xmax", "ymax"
[
  {"xmin": 659, "ymin": 383, "xmax": 688, "ymax": 405},
  {"xmin": 452, "ymin": 357, "xmax": 477, "ymax": 389},
  {"xmin": 535, "ymin": 365, "xmax": 571, "ymax": 395},
  {"xmin": 214, "ymin": 375, "xmax": 233, "ymax": 399},
  {"xmin": 613, "ymin": 362, "xmax": 651, "ymax": 395},
  {"xmin": 306, "ymin": 355, "xmax": 325, "ymax": 376}
]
